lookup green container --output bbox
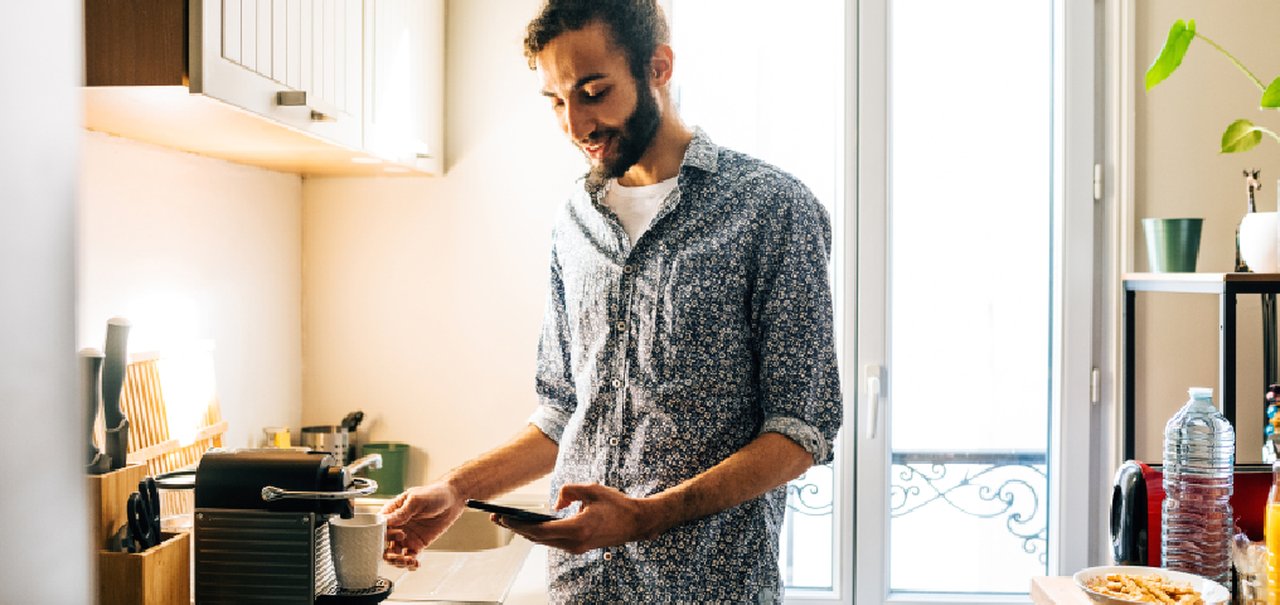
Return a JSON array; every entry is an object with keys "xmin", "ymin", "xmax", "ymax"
[
  {"xmin": 361, "ymin": 442, "xmax": 409, "ymax": 496},
  {"xmin": 1142, "ymin": 218, "xmax": 1203, "ymax": 273}
]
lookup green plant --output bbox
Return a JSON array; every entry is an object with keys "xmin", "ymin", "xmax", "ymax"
[{"xmin": 1147, "ymin": 19, "xmax": 1280, "ymax": 153}]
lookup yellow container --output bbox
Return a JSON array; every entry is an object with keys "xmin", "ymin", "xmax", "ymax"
[{"xmin": 1267, "ymin": 463, "xmax": 1280, "ymax": 605}]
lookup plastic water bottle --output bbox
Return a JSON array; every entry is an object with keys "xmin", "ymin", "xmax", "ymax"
[{"xmin": 1162, "ymin": 386, "xmax": 1235, "ymax": 586}]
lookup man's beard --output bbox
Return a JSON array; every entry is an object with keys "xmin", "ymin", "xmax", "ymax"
[{"xmin": 587, "ymin": 80, "xmax": 661, "ymax": 181}]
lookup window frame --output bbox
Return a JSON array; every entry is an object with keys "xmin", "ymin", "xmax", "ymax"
[{"xmin": 853, "ymin": 0, "xmax": 1098, "ymax": 603}]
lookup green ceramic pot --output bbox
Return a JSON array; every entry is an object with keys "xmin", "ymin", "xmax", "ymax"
[
  {"xmin": 360, "ymin": 442, "xmax": 409, "ymax": 496},
  {"xmin": 1142, "ymin": 218, "xmax": 1203, "ymax": 273}
]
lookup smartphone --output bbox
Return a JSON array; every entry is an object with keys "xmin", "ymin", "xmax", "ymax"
[{"xmin": 465, "ymin": 499, "xmax": 558, "ymax": 524}]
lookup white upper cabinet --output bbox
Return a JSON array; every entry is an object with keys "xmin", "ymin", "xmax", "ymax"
[
  {"xmin": 363, "ymin": 0, "xmax": 444, "ymax": 175},
  {"xmin": 84, "ymin": 0, "xmax": 443, "ymax": 176},
  {"xmin": 191, "ymin": 0, "xmax": 364, "ymax": 150}
]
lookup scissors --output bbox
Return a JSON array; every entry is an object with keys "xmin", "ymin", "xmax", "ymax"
[{"xmin": 125, "ymin": 477, "xmax": 161, "ymax": 552}]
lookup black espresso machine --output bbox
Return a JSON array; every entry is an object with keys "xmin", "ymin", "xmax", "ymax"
[{"xmin": 192, "ymin": 449, "xmax": 391, "ymax": 605}]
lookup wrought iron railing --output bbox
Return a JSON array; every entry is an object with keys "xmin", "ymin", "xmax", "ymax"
[
  {"xmin": 780, "ymin": 450, "xmax": 1049, "ymax": 590},
  {"xmin": 889, "ymin": 450, "xmax": 1049, "ymax": 565}
]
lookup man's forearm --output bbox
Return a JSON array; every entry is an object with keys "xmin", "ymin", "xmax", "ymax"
[
  {"xmin": 443, "ymin": 424, "xmax": 559, "ymax": 501},
  {"xmin": 642, "ymin": 432, "xmax": 815, "ymax": 538}
]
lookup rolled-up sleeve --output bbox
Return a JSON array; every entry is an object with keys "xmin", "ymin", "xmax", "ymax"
[
  {"xmin": 528, "ymin": 238, "xmax": 577, "ymax": 443},
  {"xmin": 752, "ymin": 184, "xmax": 843, "ymax": 465}
]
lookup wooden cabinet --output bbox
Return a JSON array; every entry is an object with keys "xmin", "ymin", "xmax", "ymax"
[{"xmin": 84, "ymin": 0, "xmax": 443, "ymax": 176}]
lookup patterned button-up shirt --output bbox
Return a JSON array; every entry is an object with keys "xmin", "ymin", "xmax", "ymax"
[{"xmin": 529, "ymin": 128, "xmax": 843, "ymax": 603}]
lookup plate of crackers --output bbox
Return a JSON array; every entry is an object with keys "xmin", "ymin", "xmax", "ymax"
[{"xmin": 1072, "ymin": 566, "xmax": 1228, "ymax": 605}]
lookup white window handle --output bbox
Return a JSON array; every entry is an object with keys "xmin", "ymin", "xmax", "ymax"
[{"xmin": 865, "ymin": 365, "xmax": 882, "ymax": 439}]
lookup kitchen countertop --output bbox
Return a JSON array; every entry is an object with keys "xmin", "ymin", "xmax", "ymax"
[
  {"xmin": 500, "ymin": 544, "xmax": 548, "ymax": 605},
  {"xmin": 383, "ymin": 543, "xmax": 547, "ymax": 604},
  {"xmin": 368, "ymin": 490, "xmax": 549, "ymax": 604},
  {"xmin": 1030, "ymin": 576, "xmax": 1090, "ymax": 605}
]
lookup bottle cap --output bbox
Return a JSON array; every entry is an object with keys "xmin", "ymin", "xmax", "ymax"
[{"xmin": 1188, "ymin": 387, "xmax": 1214, "ymax": 400}]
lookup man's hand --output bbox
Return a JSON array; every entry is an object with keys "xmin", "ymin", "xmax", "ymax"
[
  {"xmin": 495, "ymin": 433, "xmax": 815, "ymax": 556},
  {"xmin": 493, "ymin": 483, "xmax": 666, "ymax": 555},
  {"xmin": 381, "ymin": 482, "xmax": 466, "ymax": 570}
]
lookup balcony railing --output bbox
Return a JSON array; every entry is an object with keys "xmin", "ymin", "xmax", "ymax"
[{"xmin": 781, "ymin": 450, "xmax": 1048, "ymax": 590}]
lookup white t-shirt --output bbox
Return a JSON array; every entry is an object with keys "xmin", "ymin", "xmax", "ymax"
[{"xmin": 603, "ymin": 176, "xmax": 679, "ymax": 245}]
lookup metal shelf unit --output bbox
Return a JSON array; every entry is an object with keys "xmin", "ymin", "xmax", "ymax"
[{"xmin": 1122, "ymin": 272, "xmax": 1280, "ymax": 460}]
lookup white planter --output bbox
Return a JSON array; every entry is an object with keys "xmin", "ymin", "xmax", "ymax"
[{"xmin": 1239, "ymin": 211, "xmax": 1279, "ymax": 273}]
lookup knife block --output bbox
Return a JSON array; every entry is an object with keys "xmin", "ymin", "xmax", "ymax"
[
  {"xmin": 98, "ymin": 531, "xmax": 190, "ymax": 605},
  {"xmin": 87, "ymin": 463, "xmax": 148, "ymax": 550}
]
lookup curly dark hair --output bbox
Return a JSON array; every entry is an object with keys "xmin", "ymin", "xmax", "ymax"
[{"xmin": 523, "ymin": 0, "xmax": 670, "ymax": 83}]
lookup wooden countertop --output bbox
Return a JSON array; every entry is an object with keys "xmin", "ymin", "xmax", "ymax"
[{"xmin": 1031, "ymin": 576, "xmax": 1091, "ymax": 605}]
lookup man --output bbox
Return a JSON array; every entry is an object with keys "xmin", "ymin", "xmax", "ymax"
[{"xmin": 381, "ymin": 0, "xmax": 842, "ymax": 601}]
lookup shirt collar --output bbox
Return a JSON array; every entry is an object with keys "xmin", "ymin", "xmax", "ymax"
[
  {"xmin": 681, "ymin": 127, "xmax": 719, "ymax": 174},
  {"xmin": 583, "ymin": 126, "xmax": 719, "ymax": 195}
]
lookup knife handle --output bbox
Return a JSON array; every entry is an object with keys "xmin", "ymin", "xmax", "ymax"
[
  {"xmin": 101, "ymin": 317, "xmax": 131, "ymax": 428},
  {"xmin": 78, "ymin": 348, "xmax": 104, "ymax": 465},
  {"xmin": 106, "ymin": 418, "xmax": 129, "ymax": 471}
]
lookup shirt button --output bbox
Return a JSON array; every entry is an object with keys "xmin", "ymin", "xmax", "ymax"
[
  {"xmin": 603, "ymin": 552, "xmax": 614, "ymax": 561},
  {"xmin": 622, "ymin": 266, "xmax": 633, "ymax": 275},
  {"xmin": 608, "ymin": 437, "xmax": 619, "ymax": 446},
  {"xmin": 611, "ymin": 379, "xmax": 621, "ymax": 389},
  {"xmin": 615, "ymin": 320, "xmax": 626, "ymax": 331}
]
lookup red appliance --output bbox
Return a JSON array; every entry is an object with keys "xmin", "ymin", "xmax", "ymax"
[{"xmin": 1111, "ymin": 460, "xmax": 1272, "ymax": 565}]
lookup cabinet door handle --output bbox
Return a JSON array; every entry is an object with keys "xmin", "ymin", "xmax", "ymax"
[
  {"xmin": 276, "ymin": 91, "xmax": 335, "ymax": 122},
  {"xmin": 276, "ymin": 90, "xmax": 307, "ymax": 106}
]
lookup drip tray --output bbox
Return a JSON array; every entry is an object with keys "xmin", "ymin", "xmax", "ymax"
[{"xmin": 317, "ymin": 577, "xmax": 394, "ymax": 604}]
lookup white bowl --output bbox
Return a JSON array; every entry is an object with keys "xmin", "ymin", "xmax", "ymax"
[{"xmin": 1072, "ymin": 565, "xmax": 1229, "ymax": 605}]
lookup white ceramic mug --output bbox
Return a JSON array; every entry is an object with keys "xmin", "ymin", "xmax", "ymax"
[{"xmin": 329, "ymin": 512, "xmax": 386, "ymax": 590}]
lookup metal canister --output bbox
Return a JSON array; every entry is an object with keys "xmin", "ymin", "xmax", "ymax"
[{"xmin": 300, "ymin": 425, "xmax": 349, "ymax": 463}]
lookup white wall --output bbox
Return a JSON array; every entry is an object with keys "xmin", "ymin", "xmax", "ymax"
[
  {"xmin": 79, "ymin": 132, "xmax": 304, "ymax": 450},
  {"xmin": 302, "ymin": 0, "xmax": 581, "ymax": 497},
  {"xmin": 0, "ymin": 1, "xmax": 87, "ymax": 602},
  {"xmin": 1133, "ymin": 2, "xmax": 1280, "ymax": 463}
]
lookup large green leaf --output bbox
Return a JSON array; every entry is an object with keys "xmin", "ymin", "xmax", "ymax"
[
  {"xmin": 1146, "ymin": 19, "xmax": 1196, "ymax": 91},
  {"xmin": 1221, "ymin": 119, "xmax": 1264, "ymax": 153},
  {"xmin": 1262, "ymin": 77, "xmax": 1280, "ymax": 108}
]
